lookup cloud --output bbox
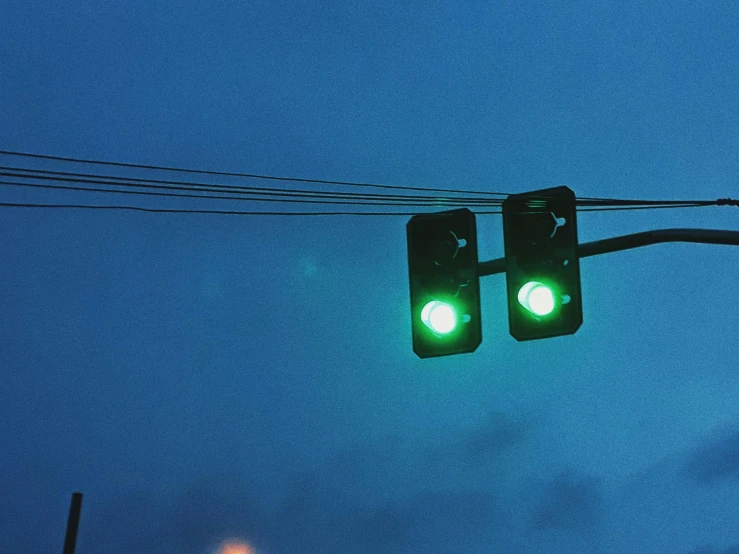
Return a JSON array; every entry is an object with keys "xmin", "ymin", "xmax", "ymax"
[
  {"xmin": 79, "ymin": 459, "xmax": 499, "ymax": 554},
  {"xmin": 80, "ymin": 480, "xmax": 270, "ymax": 554},
  {"xmin": 79, "ymin": 414, "xmax": 522, "ymax": 554},
  {"xmin": 75, "ymin": 416, "xmax": 738, "ymax": 553},
  {"xmin": 685, "ymin": 427, "xmax": 739, "ymax": 483},
  {"xmin": 398, "ymin": 490, "xmax": 495, "ymax": 552},
  {"xmin": 163, "ymin": 479, "xmax": 269, "ymax": 551},
  {"xmin": 267, "ymin": 480, "xmax": 495, "ymax": 554},
  {"xmin": 531, "ymin": 471, "xmax": 603, "ymax": 531},
  {"xmin": 345, "ymin": 506, "xmax": 411, "ymax": 551},
  {"xmin": 462, "ymin": 411, "xmax": 531, "ymax": 461}
]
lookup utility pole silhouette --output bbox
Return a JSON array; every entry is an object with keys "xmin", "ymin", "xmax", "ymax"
[{"xmin": 62, "ymin": 492, "xmax": 83, "ymax": 554}]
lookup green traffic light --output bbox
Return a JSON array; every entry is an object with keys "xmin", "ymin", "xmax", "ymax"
[
  {"xmin": 421, "ymin": 300, "xmax": 457, "ymax": 334},
  {"xmin": 518, "ymin": 281, "xmax": 555, "ymax": 316}
]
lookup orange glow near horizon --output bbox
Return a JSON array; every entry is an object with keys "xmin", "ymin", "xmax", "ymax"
[{"xmin": 217, "ymin": 540, "xmax": 256, "ymax": 554}]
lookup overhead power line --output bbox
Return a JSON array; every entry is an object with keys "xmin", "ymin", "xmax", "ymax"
[
  {"xmin": 0, "ymin": 178, "xmax": 503, "ymax": 208},
  {"xmin": 575, "ymin": 203, "xmax": 714, "ymax": 212},
  {"xmin": 0, "ymin": 202, "xmax": 463, "ymax": 216},
  {"xmin": 0, "ymin": 149, "xmax": 512, "ymax": 197},
  {"xmin": 0, "ymin": 173, "xmax": 721, "ymax": 212},
  {"xmin": 0, "ymin": 165, "xmax": 720, "ymax": 209},
  {"xmin": 0, "ymin": 149, "xmax": 734, "ymax": 216},
  {"xmin": 0, "ymin": 167, "xmax": 504, "ymax": 206},
  {"xmin": 0, "ymin": 199, "xmax": 730, "ymax": 216}
]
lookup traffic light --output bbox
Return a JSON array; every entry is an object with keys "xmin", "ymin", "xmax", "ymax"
[
  {"xmin": 502, "ymin": 186, "xmax": 582, "ymax": 341},
  {"xmin": 407, "ymin": 208, "xmax": 482, "ymax": 358}
]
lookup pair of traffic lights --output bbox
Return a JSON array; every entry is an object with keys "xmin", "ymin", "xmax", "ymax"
[{"xmin": 406, "ymin": 186, "xmax": 582, "ymax": 358}]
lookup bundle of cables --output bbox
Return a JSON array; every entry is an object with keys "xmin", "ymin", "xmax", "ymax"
[{"xmin": 0, "ymin": 150, "xmax": 734, "ymax": 216}]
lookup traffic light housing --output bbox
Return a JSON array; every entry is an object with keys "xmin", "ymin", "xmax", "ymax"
[
  {"xmin": 502, "ymin": 186, "xmax": 582, "ymax": 341},
  {"xmin": 407, "ymin": 208, "xmax": 482, "ymax": 358}
]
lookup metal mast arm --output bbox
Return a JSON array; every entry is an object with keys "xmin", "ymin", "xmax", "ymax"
[{"xmin": 478, "ymin": 228, "xmax": 739, "ymax": 277}]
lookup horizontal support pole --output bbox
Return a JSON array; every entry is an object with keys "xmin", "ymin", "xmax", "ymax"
[{"xmin": 478, "ymin": 228, "xmax": 739, "ymax": 277}]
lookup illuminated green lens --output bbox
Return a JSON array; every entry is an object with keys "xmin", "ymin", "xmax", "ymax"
[
  {"xmin": 421, "ymin": 301, "xmax": 457, "ymax": 334},
  {"xmin": 518, "ymin": 281, "xmax": 555, "ymax": 316}
]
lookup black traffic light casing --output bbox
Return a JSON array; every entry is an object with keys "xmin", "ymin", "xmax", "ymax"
[
  {"xmin": 502, "ymin": 186, "xmax": 582, "ymax": 341},
  {"xmin": 407, "ymin": 208, "xmax": 482, "ymax": 358}
]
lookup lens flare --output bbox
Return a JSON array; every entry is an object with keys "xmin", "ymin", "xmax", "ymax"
[{"xmin": 217, "ymin": 541, "xmax": 255, "ymax": 554}]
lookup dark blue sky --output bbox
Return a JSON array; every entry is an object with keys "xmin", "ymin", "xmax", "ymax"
[{"xmin": 1, "ymin": 1, "xmax": 738, "ymax": 552}]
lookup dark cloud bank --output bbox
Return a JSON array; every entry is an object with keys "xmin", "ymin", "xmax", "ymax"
[
  {"xmin": 78, "ymin": 412, "xmax": 534, "ymax": 554},
  {"xmin": 685, "ymin": 427, "xmax": 739, "ymax": 483},
  {"xmin": 75, "ymin": 416, "xmax": 739, "ymax": 553}
]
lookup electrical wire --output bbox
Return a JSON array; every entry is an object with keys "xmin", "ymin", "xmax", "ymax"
[
  {"xmin": 0, "ymin": 198, "xmax": 729, "ymax": 216},
  {"xmin": 576, "ymin": 203, "xmax": 714, "ymax": 212},
  {"xmin": 0, "ymin": 168, "xmax": 505, "ymax": 206},
  {"xmin": 0, "ymin": 150, "xmax": 734, "ymax": 216},
  {"xmin": 0, "ymin": 175, "xmax": 722, "ymax": 213},
  {"xmin": 0, "ymin": 179, "xmax": 503, "ymax": 208},
  {"xmin": 0, "ymin": 150, "xmax": 713, "ymax": 208},
  {"xmin": 0, "ymin": 149, "xmax": 512, "ymax": 197},
  {"xmin": 0, "ymin": 166, "xmax": 719, "ymax": 209},
  {"xmin": 0, "ymin": 202, "xmax": 482, "ymax": 216}
]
